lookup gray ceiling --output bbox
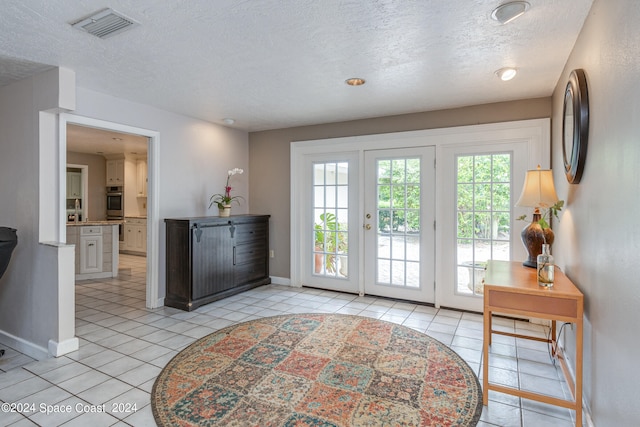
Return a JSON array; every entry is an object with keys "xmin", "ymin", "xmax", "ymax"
[
  {"xmin": 66, "ymin": 124, "xmax": 148, "ymax": 156},
  {"xmin": 0, "ymin": 1, "xmax": 593, "ymax": 132}
]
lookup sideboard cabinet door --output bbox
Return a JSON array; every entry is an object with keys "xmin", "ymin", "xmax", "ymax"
[{"xmin": 192, "ymin": 224, "xmax": 234, "ymax": 299}]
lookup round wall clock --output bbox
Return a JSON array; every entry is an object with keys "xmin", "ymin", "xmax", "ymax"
[{"xmin": 562, "ymin": 69, "xmax": 589, "ymax": 184}]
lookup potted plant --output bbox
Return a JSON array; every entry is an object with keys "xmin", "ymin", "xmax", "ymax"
[
  {"xmin": 314, "ymin": 212, "xmax": 347, "ymax": 274},
  {"xmin": 516, "ymin": 200, "xmax": 564, "ymax": 232},
  {"xmin": 209, "ymin": 168, "xmax": 245, "ymax": 217}
]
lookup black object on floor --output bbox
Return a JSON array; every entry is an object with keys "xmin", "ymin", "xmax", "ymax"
[
  {"xmin": 0, "ymin": 227, "xmax": 17, "ymax": 279},
  {"xmin": 0, "ymin": 227, "xmax": 17, "ymax": 359}
]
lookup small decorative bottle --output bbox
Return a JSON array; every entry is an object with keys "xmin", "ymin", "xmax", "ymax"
[{"xmin": 537, "ymin": 244, "xmax": 554, "ymax": 287}]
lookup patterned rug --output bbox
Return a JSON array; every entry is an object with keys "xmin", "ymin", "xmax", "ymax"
[{"xmin": 151, "ymin": 314, "xmax": 482, "ymax": 426}]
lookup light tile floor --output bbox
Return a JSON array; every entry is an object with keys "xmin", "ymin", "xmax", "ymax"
[{"xmin": 0, "ymin": 254, "xmax": 580, "ymax": 426}]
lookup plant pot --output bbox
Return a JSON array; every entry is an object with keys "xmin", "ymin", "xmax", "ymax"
[
  {"xmin": 314, "ymin": 246, "xmax": 323, "ymax": 273},
  {"xmin": 219, "ymin": 205, "xmax": 231, "ymax": 217},
  {"xmin": 338, "ymin": 254, "xmax": 348, "ymax": 277}
]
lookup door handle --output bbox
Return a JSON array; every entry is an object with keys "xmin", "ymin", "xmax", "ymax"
[{"xmin": 365, "ymin": 224, "xmax": 372, "ymax": 230}]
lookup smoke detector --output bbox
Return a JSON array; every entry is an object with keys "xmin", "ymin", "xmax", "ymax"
[{"xmin": 71, "ymin": 8, "xmax": 139, "ymax": 39}]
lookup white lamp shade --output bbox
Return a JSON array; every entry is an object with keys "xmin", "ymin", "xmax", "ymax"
[{"xmin": 516, "ymin": 168, "xmax": 559, "ymax": 208}]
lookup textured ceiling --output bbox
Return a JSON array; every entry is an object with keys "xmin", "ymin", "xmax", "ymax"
[{"xmin": 0, "ymin": 0, "xmax": 593, "ymax": 132}]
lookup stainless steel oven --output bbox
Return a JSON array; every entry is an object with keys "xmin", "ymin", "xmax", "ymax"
[{"xmin": 106, "ymin": 186, "xmax": 124, "ymax": 218}]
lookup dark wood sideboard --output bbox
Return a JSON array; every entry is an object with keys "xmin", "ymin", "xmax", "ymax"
[{"xmin": 164, "ymin": 215, "xmax": 271, "ymax": 311}]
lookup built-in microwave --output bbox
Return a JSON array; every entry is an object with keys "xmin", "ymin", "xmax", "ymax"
[{"xmin": 106, "ymin": 186, "xmax": 124, "ymax": 218}]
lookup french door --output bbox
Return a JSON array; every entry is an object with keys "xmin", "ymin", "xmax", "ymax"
[
  {"xmin": 363, "ymin": 148, "xmax": 435, "ymax": 303},
  {"xmin": 291, "ymin": 119, "xmax": 550, "ymax": 310},
  {"xmin": 302, "ymin": 153, "xmax": 360, "ymax": 295},
  {"xmin": 301, "ymin": 148, "xmax": 435, "ymax": 303}
]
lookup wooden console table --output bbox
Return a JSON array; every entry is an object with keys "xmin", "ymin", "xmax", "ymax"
[{"xmin": 482, "ymin": 260, "xmax": 583, "ymax": 427}]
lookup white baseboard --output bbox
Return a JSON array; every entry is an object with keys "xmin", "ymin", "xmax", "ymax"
[
  {"xmin": 0, "ymin": 329, "xmax": 49, "ymax": 360},
  {"xmin": 147, "ymin": 297, "xmax": 165, "ymax": 309},
  {"xmin": 48, "ymin": 337, "xmax": 79, "ymax": 357},
  {"xmin": 270, "ymin": 276, "xmax": 292, "ymax": 286},
  {"xmin": 75, "ymin": 271, "xmax": 115, "ymax": 280},
  {"xmin": 557, "ymin": 342, "xmax": 594, "ymax": 427},
  {"xmin": 584, "ymin": 410, "xmax": 595, "ymax": 427}
]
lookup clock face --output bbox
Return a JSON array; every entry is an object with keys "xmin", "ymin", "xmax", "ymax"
[{"xmin": 562, "ymin": 69, "xmax": 589, "ymax": 184}]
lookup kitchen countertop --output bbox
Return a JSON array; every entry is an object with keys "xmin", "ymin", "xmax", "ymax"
[{"xmin": 67, "ymin": 220, "xmax": 123, "ymax": 227}]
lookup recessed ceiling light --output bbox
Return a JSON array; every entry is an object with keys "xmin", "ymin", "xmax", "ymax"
[
  {"xmin": 491, "ymin": 1, "xmax": 530, "ymax": 25},
  {"xmin": 496, "ymin": 67, "xmax": 517, "ymax": 81},
  {"xmin": 345, "ymin": 78, "xmax": 366, "ymax": 86},
  {"xmin": 222, "ymin": 118, "xmax": 235, "ymax": 125}
]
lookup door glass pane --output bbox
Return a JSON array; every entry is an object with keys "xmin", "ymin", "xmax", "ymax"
[
  {"xmin": 313, "ymin": 161, "xmax": 349, "ymax": 278},
  {"xmin": 376, "ymin": 157, "xmax": 420, "ymax": 288},
  {"xmin": 455, "ymin": 153, "xmax": 511, "ymax": 296}
]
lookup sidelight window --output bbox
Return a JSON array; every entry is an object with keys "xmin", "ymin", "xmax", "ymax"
[{"xmin": 312, "ymin": 162, "xmax": 349, "ymax": 278}]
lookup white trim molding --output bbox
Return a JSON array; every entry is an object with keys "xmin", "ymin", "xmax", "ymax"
[
  {"xmin": 48, "ymin": 337, "xmax": 79, "ymax": 357},
  {"xmin": 59, "ymin": 113, "xmax": 161, "ymax": 309}
]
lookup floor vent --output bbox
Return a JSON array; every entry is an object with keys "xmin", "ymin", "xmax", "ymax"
[{"xmin": 71, "ymin": 8, "xmax": 139, "ymax": 39}]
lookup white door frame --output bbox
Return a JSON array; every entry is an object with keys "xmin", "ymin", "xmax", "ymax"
[
  {"xmin": 59, "ymin": 113, "xmax": 161, "ymax": 309},
  {"xmin": 291, "ymin": 118, "xmax": 550, "ymax": 308}
]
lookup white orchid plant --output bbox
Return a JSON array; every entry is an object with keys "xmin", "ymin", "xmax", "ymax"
[{"xmin": 209, "ymin": 168, "xmax": 245, "ymax": 209}]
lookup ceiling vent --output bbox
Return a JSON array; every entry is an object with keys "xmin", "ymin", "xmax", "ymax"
[{"xmin": 71, "ymin": 8, "xmax": 139, "ymax": 39}]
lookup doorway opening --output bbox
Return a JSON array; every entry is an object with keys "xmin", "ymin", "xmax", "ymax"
[{"xmin": 60, "ymin": 113, "xmax": 160, "ymax": 309}]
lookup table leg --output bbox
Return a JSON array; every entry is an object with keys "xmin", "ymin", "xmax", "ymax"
[
  {"xmin": 551, "ymin": 320, "xmax": 557, "ymax": 357},
  {"xmin": 483, "ymin": 308, "xmax": 491, "ymax": 405}
]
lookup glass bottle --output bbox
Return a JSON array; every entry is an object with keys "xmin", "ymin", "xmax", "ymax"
[{"xmin": 537, "ymin": 244, "xmax": 554, "ymax": 287}]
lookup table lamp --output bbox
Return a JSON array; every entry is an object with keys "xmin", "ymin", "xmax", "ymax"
[{"xmin": 515, "ymin": 166, "xmax": 559, "ymax": 268}]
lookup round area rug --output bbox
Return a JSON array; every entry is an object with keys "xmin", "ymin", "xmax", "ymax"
[{"xmin": 151, "ymin": 313, "xmax": 482, "ymax": 426}]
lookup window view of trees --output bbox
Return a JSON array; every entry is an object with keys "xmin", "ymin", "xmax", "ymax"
[
  {"xmin": 376, "ymin": 158, "xmax": 421, "ymax": 288},
  {"xmin": 310, "ymin": 154, "xmax": 511, "ymax": 294},
  {"xmin": 456, "ymin": 153, "xmax": 511, "ymax": 296},
  {"xmin": 377, "ymin": 158, "xmax": 420, "ymax": 233}
]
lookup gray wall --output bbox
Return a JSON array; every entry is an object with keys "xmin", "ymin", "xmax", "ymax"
[
  {"xmin": 67, "ymin": 151, "xmax": 107, "ymax": 221},
  {"xmin": 0, "ymin": 69, "xmax": 74, "ymax": 356},
  {"xmin": 73, "ymin": 87, "xmax": 250, "ymax": 304},
  {"xmin": 249, "ymin": 98, "xmax": 551, "ymax": 278},
  {"xmin": 551, "ymin": 0, "xmax": 640, "ymax": 424}
]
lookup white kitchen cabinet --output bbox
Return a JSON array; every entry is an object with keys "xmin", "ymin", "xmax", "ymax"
[
  {"xmin": 136, "ymin": 159, "xmax": 147, "ymax": 197},
  {"xmin": 80, "ymin": 227, "xmax": 103, "ymax": 274},
  {"xmin": 68, "ymin": 224, "xmax": 118, "ymax": 280},
  {"xmin": 106, "ymin": 159, "xmax": 125, "ymax": 185},
  {"xmin": 66, "ymin": 172, "xmax": 82, "ymax": 198},
  {"xmin": 123, "ymin": 217, "xmax": 147, "ymax": 254}
]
